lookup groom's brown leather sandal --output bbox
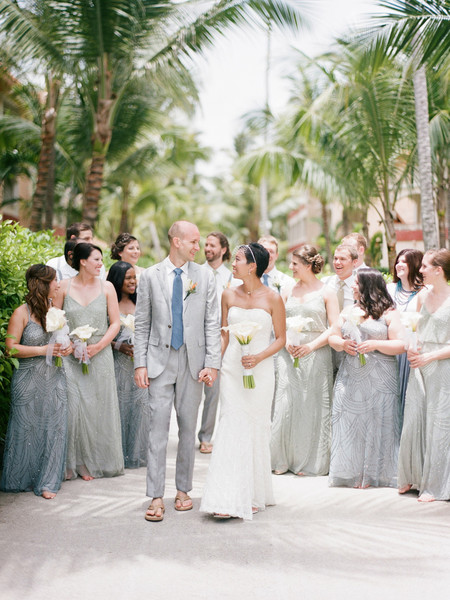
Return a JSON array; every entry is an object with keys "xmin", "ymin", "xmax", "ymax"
[
  {"xmin": 145, "ymin": 502, "xmax": 165, "ymax": 521},
  {"xmin": 199, "ymin": 442, "xmax": 213, "ymax": 454},
  {"xmin": 174, "ymin": 494, "xmax": 193, "ymax": 511}
]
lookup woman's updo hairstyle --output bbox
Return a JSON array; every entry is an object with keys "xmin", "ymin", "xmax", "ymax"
[
  {"xmin": 293, "ymin": 245, "xmax": 324, "ymax": 274},
  {"xmin": 25, "ymin": 264, "xmax": 56, "ymax": 328},
  {"xmin": 111, "ymin": 233, "xmax": 138, "ymax": 260},
  {"xmin": 72, "ymin": 242, "xmax": 102, "ymax": 272},
  {"xmin": 425, "ymin": 248, "xmax": 450, "ymax": 281},
  {"xmin": 239, "ymin": 243, "xmax": 269, "ymax": 278}
]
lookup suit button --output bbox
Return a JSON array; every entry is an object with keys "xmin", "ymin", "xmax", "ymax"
[
  {"xmin": 168, "ymin": 325, "xmax": 172, "ymax": 328},
  {"xmin": 165, "ymin": 344, "xmax": 169, "ymax": 348}
]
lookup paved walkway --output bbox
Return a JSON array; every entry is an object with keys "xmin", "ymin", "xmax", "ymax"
[{"xmin": 1, "ymin": 415, "xmax": 449, "ymax": 600}]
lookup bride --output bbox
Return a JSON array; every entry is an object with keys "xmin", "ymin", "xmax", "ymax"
[{"xmin": 200, "ymin": 243, "xmax": 286, "ymax": 520}]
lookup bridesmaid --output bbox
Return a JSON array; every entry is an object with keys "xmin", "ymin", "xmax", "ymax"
[
  {"xmin": 111, "ymin": 233, "xmax": 144, "ymax": 280},
  {"xmin": 271, "ymin": 245, "xmax": 339, "ymax": 476},
  {"xmin": 1, "ymin": 265, "xmax": 71, "ymax": 499},
  {"xmin": 107, "ymin": 261, "xmax": 151, "ymax": 468},
  {"xmin": 387, "ymin": 249, "xmax": 424, "ymax": 415},
  {"xmin": 55, "ymin": 243, "xmax": 124, "ymax": 480},
  {"xmin": 329, "ymin": 268, "xmax": 404, "ymax": 488},
  {"xmin": 398, "ymin": 249, "xmax": 450, "ymax": 502}
]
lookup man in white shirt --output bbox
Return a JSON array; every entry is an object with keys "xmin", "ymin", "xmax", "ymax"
[
  {"xmin": 257, "ymin": 235, "xmax": 295, "ymax": 295},
  {"xmin": 342, "ymin": 232, "xmax": 368, "ymax": 271},
  {"xmin": 323, "ymin": 244, "xmax": 359, "ymax": 311},
  {"xmin": 198, "ymin": 231, "xmax": 232, "ymax": 454},
  {"xmin": 47, "ymin": 222, "xmax": 106, "ymax": 280}
]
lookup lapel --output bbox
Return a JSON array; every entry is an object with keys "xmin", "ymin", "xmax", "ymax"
[
  {"xmin": 183, "ymin": 262, "xmax": 196, "ymax": 316},
  {"xmin": 155, "ymin": 262, "xmax": 170, "ymax": 310}
]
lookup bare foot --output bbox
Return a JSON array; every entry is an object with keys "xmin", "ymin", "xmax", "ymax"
[
  {"xmin": 213, "ymin": 513, "xmax": 231, "ymax": 519},
  {"xmin": 418, "ymin": 493, "xmax": 435, "ymax": 503},
  {"xmin": 174, "ymin": 492, "xmax": 193, "ymax": 511},
  {"xmin": 399, "ymin": 484, "xmax": 412, "ymax": 494},
  {"xmin": 273, "ymin": 469, "xmax": 287, "ymax": 475},
  {"xmin": 252, "ymin": 507, "xmax": 258, "ymax": 514},
  {"xmin": 296, "ymin": 472, "xmax": 305, "ymax": 477},
  {"xmin": 78, "ymin": 465, "xmax": 94, "ymax": 481},
  {"xmin": 65, "ymin": 469, "xmax": 74, "ymax": 480},
  {"xmin": 42, "ymin": 491, "xmax": 56, "ymax": 499}
]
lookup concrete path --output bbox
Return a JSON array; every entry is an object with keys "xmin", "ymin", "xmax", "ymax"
[{"xmin": 1, "ymin": 416, "xmax": 449, "ymax": 600}]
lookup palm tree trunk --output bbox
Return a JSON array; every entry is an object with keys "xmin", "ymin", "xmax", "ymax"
[
  {"xmin": 119, "ymin": 182, "xmax": 130, "ymax": 233},
  {"xmin": 413, "ymin": 66, "xmax": 439, "ymax": 249},
  {"xmin": 30, "ymin": 75, "xmax": 60, "ymax": 232},
  {"xmin": 82, "ymin": 153, "xmax": 107, "ymax": 227},
  {"xmin": 82, "ymin": 54, "xmax": 114, "ymax": 227},
  {"xmin": 320, "ymin": 199, "xmax": 332, "ymax": 265}
]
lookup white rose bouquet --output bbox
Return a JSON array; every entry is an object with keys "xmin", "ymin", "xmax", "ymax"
[
  {"xmin": 114, "ymin": 314, "xmax": 135, "ymax": 359},
  {"xmin": 45, "ymin": 307, "xmax": 70, "ymax": 367},
  {"xmin": 70, "ymin": 325, "xmax": 98, "ymax": 374},
  {"xmin": 286, "ymin": 315, "xmax": 314, "ymax": 367},
  {"xmin": 400, "ymin": 312, "xmax": 421, "ymax": 352},
  {"xmin": 223, "ymin": 321, "xmax": 262, "ymax": 389},
  {"xmin": 343, "ymin": 305, "xmax": 367, "ymax": 366}
]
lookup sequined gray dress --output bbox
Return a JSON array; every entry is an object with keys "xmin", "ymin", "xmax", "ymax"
[
  {"xmin": 271, "ymin": 290, "xmax": 333, "ymax": 475},
  {"xmin": 398, "ymin": 300, "xmax": 450, "ymax": 500},
  {"xmin": 63, "ymin": 282, "xmax": 124, "ymax": 479},
  {"xmin": 329, "ymin": 316, "xmax": 401, "ymax": 488},
  {"xmin": 1, "ymin": 307, "xmax": 67, "ymax": 495},
  {"xmin": 113, "ymin": 321, "xmax": 151, "ymax": 468}
]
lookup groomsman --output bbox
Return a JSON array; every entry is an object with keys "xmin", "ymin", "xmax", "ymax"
[
  {"xmin": 198, "ymin": 232, "xmax": 232, "ymax": 454},
  {"xmin": 323, "ymin": 244, "xmax": 358, "ymax": 311},
  {"xmin": 342, "ymin": 232, "xmax": 368, "ymax": 271},
  {"xmin": 134, "ymin": 221, "xmax": 221, "ymax": 522},
  {"xmin": 46, "ymin": 222, "xmax": 106, "ymax": 280},
  {"xmin": 257, "ymin": 235, "xmax": 295, "ymax": 294}
]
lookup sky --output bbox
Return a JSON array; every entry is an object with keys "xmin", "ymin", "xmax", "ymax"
[{"xmin": 192, "ymin": 0, "xmax": 379, "ymax": 174}]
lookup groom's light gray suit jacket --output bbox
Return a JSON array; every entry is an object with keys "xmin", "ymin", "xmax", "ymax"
[{"xmin": 134, "ymin": 259, "xmax": 221, "ymax": 380}]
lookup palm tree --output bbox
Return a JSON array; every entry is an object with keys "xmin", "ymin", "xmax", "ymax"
[{"xmin": 360, "ymin": 0, "xmax": 450, "ymax": 249}]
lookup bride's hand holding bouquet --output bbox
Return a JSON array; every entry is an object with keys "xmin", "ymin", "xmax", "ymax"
[{"xmin": 223, "ymin": 321, "xmax": 262, "ymax": 389}]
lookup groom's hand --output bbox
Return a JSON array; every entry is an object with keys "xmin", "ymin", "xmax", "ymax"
[
  {"xmin": 135, "ymin": 367, "xmax": 150, "ymax": 388},
  {"xmin": 198, "ymin": 368, "xmax": 217, "ymax": 387}
]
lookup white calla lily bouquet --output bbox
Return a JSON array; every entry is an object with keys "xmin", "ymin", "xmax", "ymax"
[
  {"xmin": 286, "ymin": 316, "xmax": 314, "ymax": 367},
  {"xmin": 46, "ymin": 307, "xmax": 70, "ymax": 367},
  {"xmin": 223, "ymin": 321, "xmax": 262, "ymax": 389},
  {"xmin": 70, "ymin": 325, "xmax": 98, "ymax": 374},
  {"xmin": 343, "ymin": 305, "xmax": 367, "ymax": 366}
]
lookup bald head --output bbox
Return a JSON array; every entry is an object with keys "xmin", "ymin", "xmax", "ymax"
[{"xmin": 168, "ymin": 221, "xmax": 200, "ymax": 266}]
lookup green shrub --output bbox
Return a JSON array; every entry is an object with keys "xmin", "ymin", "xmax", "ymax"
[{"xmin": 0, "ymin": 220, "xmax": 63, "ymax": 441}]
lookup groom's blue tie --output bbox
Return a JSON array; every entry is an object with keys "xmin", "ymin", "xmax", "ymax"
[
  {"xmin": 262, "ymin": 273, "xmax": 269, "ymax": 286},
  {"xmin": 171, "ymin": 268, "xmax": 184, "ymax": 349}
]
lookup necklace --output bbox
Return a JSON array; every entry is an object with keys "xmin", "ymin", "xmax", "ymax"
[{"xmin": 394, "ymin": 281, "xmax": 417, "ymax": 308}]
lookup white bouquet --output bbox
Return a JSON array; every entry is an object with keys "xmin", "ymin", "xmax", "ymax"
[
  {"xmin": 286, "ymin": 315, "xmax": 313, "ymax": 367},
  {"xmin": 343, "ymin": 305, "xmax": 367, "ymax": 366},
  {"xmin": 114, "ymin": 314, "xmax": 135, "ymax": 359},
  {"xmin": 70, "ymin": 325, "xmax": 98, "ymax": 374},
  {"xmin": 223, "ymin": 321, "xmax": 262, "ymax": 389},
  {"xmin": 45, "ymin": 307, "xmax": 70, "ymax": 367},
  {"xmin": 400, "ymin": 312, "xmax": 421, "ymax": 352}
]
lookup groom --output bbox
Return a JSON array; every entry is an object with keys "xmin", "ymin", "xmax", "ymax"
[{"xmin": 134, "ymin": 221, "xmax": 221, "ymax": 521}]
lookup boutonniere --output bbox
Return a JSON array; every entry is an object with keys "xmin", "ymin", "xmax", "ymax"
[
  {"xmin": 184, "ymin": 280, "xmax": 197, "ymax": 300},
  {"xmin": 273, "ymin": 280, "xmax": 282, "ymax": 293}
]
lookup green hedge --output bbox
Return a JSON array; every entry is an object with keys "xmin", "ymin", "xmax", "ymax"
[{"xmin": 0, "ymin": 220, "xmax": 63, "ymax": 442}]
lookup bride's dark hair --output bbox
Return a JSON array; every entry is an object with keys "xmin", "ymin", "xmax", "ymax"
[
  {"xmin": 240, "ymin": 243, "xmax": 269, "ymax": 278},
  {"xmin": 357, "ymin": 268, "xmax": 394, "ymax": 320}
]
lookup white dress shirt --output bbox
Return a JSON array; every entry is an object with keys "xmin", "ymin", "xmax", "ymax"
[
  {"xmin": 261, "ymin": 267, "xmax": 295, "ymax": 295},
  {"xmin": 202, "ymin": 262, "xmax": 233, "ymax": 307},
  {"xmin": 323, "ymin": 273, "xmax": 355, "ymax": 309},
  {"xmin": 46, "ymin": 255, "xmax": 107, "ymax": 281}
]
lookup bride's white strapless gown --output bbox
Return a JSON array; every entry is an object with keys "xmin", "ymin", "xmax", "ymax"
[{"xmin": 200, "ymin": 306, "xmax": 275, "ymax": 520}]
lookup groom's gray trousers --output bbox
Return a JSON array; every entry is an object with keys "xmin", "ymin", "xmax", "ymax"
[{"xmin": 146, "ymin": 344, "xmax": 203, "ymax": 498}]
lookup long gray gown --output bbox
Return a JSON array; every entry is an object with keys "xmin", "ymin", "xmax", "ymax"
[
  {"xmin": 329, "ymin": 316, "xmax": 401, "ymax": 488},
  {"xmin": 63, "ymin": 281, "xmax": 124, "ymax": 479},
  {"xmin": 271, "ymin": 290, "xmax": 333, "ymax": 475},
  {"xmin": 398, "ymin": 300, "xmax": 450, "ymax": 500},
  {"xmin": 1, "ymin": 307, "xmax": 67, "ymax": 495},
  {"xmin": 113, "ymin": 320, "xmax": 151, "ymax": 468}
]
